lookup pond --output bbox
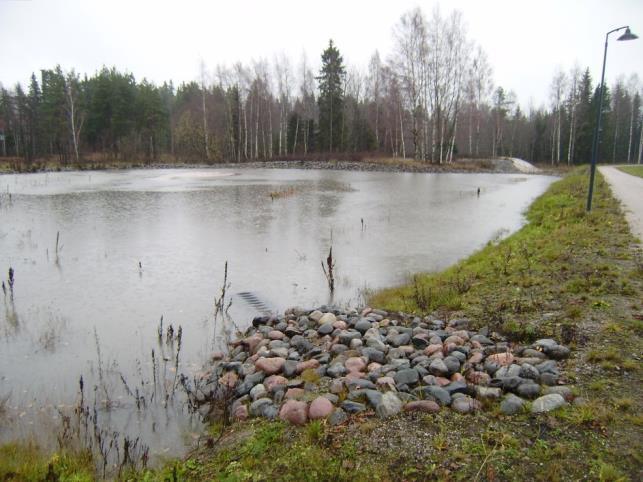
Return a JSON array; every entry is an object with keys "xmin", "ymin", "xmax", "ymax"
[{"xmin": 0, "ymin": 168, "xmax": 555, "ymax": 461}]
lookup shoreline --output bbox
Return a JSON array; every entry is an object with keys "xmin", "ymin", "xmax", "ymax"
[{"xmin": 0, "ymin": 157, "xmax": 558, "ymax": 176}]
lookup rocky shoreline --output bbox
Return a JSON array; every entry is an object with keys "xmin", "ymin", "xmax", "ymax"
[{"xmin": 192, "ymin": 306, "xmax": 575, "ymax": 427}]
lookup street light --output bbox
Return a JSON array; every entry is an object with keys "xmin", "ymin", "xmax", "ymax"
[{"xmin": 586, "ymin": 26, "xmax": 638, "ymax": 211}]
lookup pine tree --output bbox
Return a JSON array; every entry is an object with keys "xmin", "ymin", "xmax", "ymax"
[
  {"xmin": 574, "ymin": 68, "xmax": 594, "ymax": 163},
  {"xmin": 317, "ymin": 40, "xmax": 345, "ymax": 152}
]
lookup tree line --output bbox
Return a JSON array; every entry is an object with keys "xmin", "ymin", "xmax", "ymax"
[{"xmin": 1, "ymin": 6, "xmax": 641, "ymax": 166}]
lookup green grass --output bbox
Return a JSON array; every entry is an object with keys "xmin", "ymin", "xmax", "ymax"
[
  {"xmin": 0, "ymin": 443, "xmax": 94, "ymax": 481},
  {"xmin": 618, "ymin": 165, "xmax": 643, "ymax": 178}
]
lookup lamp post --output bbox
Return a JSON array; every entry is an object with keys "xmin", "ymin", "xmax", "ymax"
[{"xmin": 586, "ymin": 26, "xmax": 638, "ymax": 211}]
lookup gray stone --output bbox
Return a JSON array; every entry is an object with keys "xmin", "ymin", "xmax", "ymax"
[
  {"xmin": 338, "ymin": 331, "xmax": 362, "ymax": 345},
  {"xmin": 475, "ymin": 386, "xmax": 502, "ymax": 400},
  {"xmin": 495, "ymin": 364, "xmax": 522, "ymax": 378},
  {"xmin": 249, "ymin": 398, "xmax": 273, "ymax": 417},
  {"xmin": 535, "ymin": 360, "xmax": 558, "ymax": 374},
  {"xmin": 547, "ymin": 345, "xmax": 570, "ymax": 360},
  {"xmin": 362, "ymin": 347, "xmax": 386, "ymax": 364},
  {"xmin": 534, "ymin": 339, "xmax": 558, "ymax": 351},
  {"xmin": 411, "ymin": 335, "xmax": 430, "ymax": 349},
  {"xmin": 389, "ymin": 333, "xmax": 411, "ymax": 347},
  {"xmin": 415, "ymin": 386, "xmax": 451, "ymax": 406},
  {"xmin": 318, "ymin": 323, "xmax": 334, "ymax": 335},
  {"xmin": 346, "ymin": 378, "xmax": 377, "ymax": 391},
  {"xmin": 329, "ymin": 408, "xmax": 348, "ymax": 426},
  {"xmin": 376, "ymin": 392, "xmax": 403, "ymax": 419},
  {"xmin": 521, "ymin": 348, "xmax": 546, "ymax": 359},
  {"xmin": 394, "ymin": 368, "xmax": 420, "ymax": 386},
  {"xmin": 543, "ymin": 386, "xmax": 573, "ymax": 400},
  {"xmin": 283, "ymin": 360, "xmax": 298, "ymax": 378},
  {"xmin": 444, "ymin": 380, "xmax": 470, "ymax": 396},
  {"xmin": 443, "ymin": 356, "xmax": 461, "ymax": 375},
  {"xmin": 500, "ymin": 394, "xmax": 526, "ymax": 415},
  {"xmin": 451, "ymin": 396, "xmax": 481, "ymax": 414},
  {"xmin": 429, "ymin": 359, "xmax": 449, "ymax": 377},
  {"xmin": 516, "ymin": 382, "xmax": 541, "ymax": 399},
  {"xmin": 341, "ymin": 400, "xmax": 366, "ymax": 414},
  {"xmin": 531, "ymin": 394, "xmax": 567, "ymax": 413},
  {"xmin": 327, "ymin": 363, "xmax": 347, "ymax": 378},
  {"xmin": 355, "ymin": 319, "xmax": 373, "ymax": 334},
  {"xmin": 250, "ymin": 384, "xmax": 268, "ymax": 401},
  {"xmin": 362, "ymin": 389, "xmax": 384, "ymax": 408},
  {"xmin": 471, "ymin": 334, "xmax": 493, "ymax": 345},
  {"xmin": 366, "ymin": 338, "xmax": 388, "ymax": 351},
  {"xmin": 449, "ymin": 351, "xmax": 467, "ymax": 363},
  {"xmin": 519, "ymin": 363, "xmax": 540, "ymax": 380},
  {"xmin": 540, "ymin": 372, "xmax": 560, "ymax": 386}
]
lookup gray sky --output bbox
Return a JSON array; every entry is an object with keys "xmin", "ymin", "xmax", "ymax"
[{"xmin": 1, "ymin": 0, "xmax": 642, "ymax": 108}]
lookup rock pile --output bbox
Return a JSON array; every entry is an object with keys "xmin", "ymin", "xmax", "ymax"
[{"xmin": 196, "ymin": 307, "xmax": 574, "ymax": 426}]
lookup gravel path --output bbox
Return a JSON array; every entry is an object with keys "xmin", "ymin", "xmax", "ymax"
[{"xmin": 599, "ymin": 166, "xmax": 643, "ymax": 243}]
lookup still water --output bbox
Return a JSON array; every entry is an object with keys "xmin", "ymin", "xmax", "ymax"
[{"xmin": 0, "ymin": 168, "xmax": 555, "ymax": 459}]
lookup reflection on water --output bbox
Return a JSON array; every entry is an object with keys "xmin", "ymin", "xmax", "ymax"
[{"xmin": 0, "ymin": 168, "xmax": 555, "ymax": 459}]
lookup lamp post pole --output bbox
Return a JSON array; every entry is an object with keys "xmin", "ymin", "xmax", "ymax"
[{"xmin": 587, "ymin": 26, "xmax": 638, "ymax": 211}]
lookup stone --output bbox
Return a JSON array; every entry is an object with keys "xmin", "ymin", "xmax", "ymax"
[
  {"xmin": 233, "ymin": 404, "xmax": 248, "ymax": 421},
  {"xmin": 389, "ymin": 333, "xmax": 411, "ymax": 347},
  {"xmin": 404, "ymin": 400, "xmax": 440, "ymax": 414},
  {"xmin": 519, "ymin": 363, "xmax": 540, "ymax": 380},
  {"xmin": 264, "ymin": 375, "xmax": 288, "ymax": 392},
  {"xmin": 338, "ymin": 331, "xmax": 362, "ymax": 346},
  {"xmin": 451, "ymin": 396, "xmax": 481, "ymax": 414},
  {"xmin": 330, "ymin": 379, "xmax": 344, "ymax": 394},
  {"xmin": 366, "ymin": 338, "xmax": 388, "ymax": 352},
  {"xmin": 327, "ymin": 364, "xmax": 347, "ymax": 378},
  {"xmin": 411, "ymin": 334, "xmax": 430, "ymax": 349},
  {"xmin": 543, "ymin": 386, "xmax": 574, "ymax": 401},
  {"xmin": 296, "ymin": 359, "xmax": 320, "ymax": 374},
  {"xmin": 547, "ymin": 345, "xmax": 571, "ymax": 360},
  {"xmin": 500, "ymin": 394, "xmax": 526, "ymax": 415},
  {"xmin": 534, "ymin": 339, "xmax": 558, "ymax": 351},
  {"xmin": 540, "ymin": 373, "xmax": 560, "ymax": 386},
  {"xmin": 255, "ymin": 357, "xmax": 286, "ymax": 375},
  {"xmin": 429, "ymin": 359, "xmax": 449, "ymax": 377},
  {"xmin": 279, "ymin": 400, "xmax": 308, "ymax": 425},
  {"xmin": 219, "ymin": 371, "xmax": 239, "ymax": 388},
  {"xmin": 394, "ymin": 368, "xmax": 420, "ymax": 386},
  {"xmin": 250, "ymin": 383, "xmax": 268, "ymax": 401},
  {"xmin": 319, "ymin": 312, "xmax": 337, "ymax": 325},
  {"xmin": 443, "ymin": 380, "xmax": 469, "ymax": 396},
  {"xmin": 495, "ymin": 364, "xmax": 522, "ymax": 378},
  {"xmin": 285, "ymin": 388, "xmax": 305, "ymax": 399},
  {"xmin": 415, "ymin": 386, "xmax": 451, "ymax": 406},
  {"xmin": 345, "ymin": 357, "xmax": 367, "ymax": 373},
  {"xmin": 475, "ymin": 386, "xmax": 502, "ymax": 400},
  {"xmin": 376, "ymin": 376, "xmax": 396, "ymax": 389},
  {"xmin": 341, "ymin": 400, "xmax": 366, "ymax": 414},
  {"xmin": 376, "ymin": 392, "xmax": 403, "ymax": 419},
  {"xmin": 531, "ymin": 394, "xmax": 567, "ymax": 413},
  {"xmin": 346, "ymin": 378, "xmax": 377, "ymax": 391},
  {"xmin": 309, "ymin": 396, "xmax": 334, "ymax": 420},
  {"xmin": 516, "ymin": 382, "xmax": 541, "ymax": 399},
  {"xmin": 283, "ymin": 360, "xmax": 298, "ymax": 378},
  {"xmin": 268, "ymin": 330, "xmax": 285, "ymax": 340},
  {"xmin": 521, "ymin": 348, "xmax": 546, "ymax": 359},
  {"xmin": 318, "ymin": 323, "xmax": 334, "ymax": 335},
  {"xmin": 362, "ymin": 347, "xmax": 385, "ymax": 364},
  {"xmin": 442, "ymin": 356, "xmax": 461, "ymax": 375},
  {"xmin": 308, "ymin": 310, "xmax": 323, "ymax": 322},
  {"xmin": 252, "ymin": 316, "xmax": 270, "ymax": 328},
  {"xmin": 329, "ymin": 408, "xmax": 348, "ymax": 426},
  {"xmin": 355, "ymin": 319, "xmax": 372, "ymax": 333},
  {"xmin": 250, "ymin": 398, "xmax": 273, "ymax": 417},
  {"xmin": 488, "ymin": 352, "xmax": 514, "ymax": 366},
  {"xmin": 270, "ymin": 347, "xmax": 289, "ymax": 359}
]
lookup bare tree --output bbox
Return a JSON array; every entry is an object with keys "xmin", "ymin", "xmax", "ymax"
[
  {"xmin": 63, "ymin": 70, "xmax": 84, "ymax": 162},
  {"xmin": 199, "ymin": 60, "xmax": 211, "ymax": 161},
  {"xmin": 549, "ymin": 69, "xmax": 567, "ymax": 164}
]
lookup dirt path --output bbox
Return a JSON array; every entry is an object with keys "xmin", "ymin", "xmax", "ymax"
[{"xmin": 599, "ymin": 166, "xmax": 643, "ymax": 244}]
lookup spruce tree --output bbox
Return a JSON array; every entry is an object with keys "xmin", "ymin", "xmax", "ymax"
[{"xmin": 317, "ymin": 40, "xmax": 345, "ymax": 152}]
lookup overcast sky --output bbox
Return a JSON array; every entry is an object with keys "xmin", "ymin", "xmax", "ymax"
[{"xmin": 1, "ymin": 0, "xmax": 642, "ymax": 108}]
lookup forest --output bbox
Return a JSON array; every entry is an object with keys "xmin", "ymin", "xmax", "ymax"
[{"xmin": 0, "ymin": 7, "xmax": 641, "ymax": 166}]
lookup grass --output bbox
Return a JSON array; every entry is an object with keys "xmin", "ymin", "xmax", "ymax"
[
  {"xmin": 1, "ymin": 167, "xmax": 642, "ymax": 480},
  {"xmin": 0, "ymin": 443, "xmax": 94, "ymax": 481},
  {"xmin": 618, "ymin": 164, "xmax": 643, "ymax": 178}
]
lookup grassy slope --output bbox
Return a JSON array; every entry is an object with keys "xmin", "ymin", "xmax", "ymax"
[
  {"xmin": 2, "ymin": 168, "xmax": 642, "ymax": 481},
  {"xmin": 618, "ymin": 165, "xmax": 643, "ymax": 179}
]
